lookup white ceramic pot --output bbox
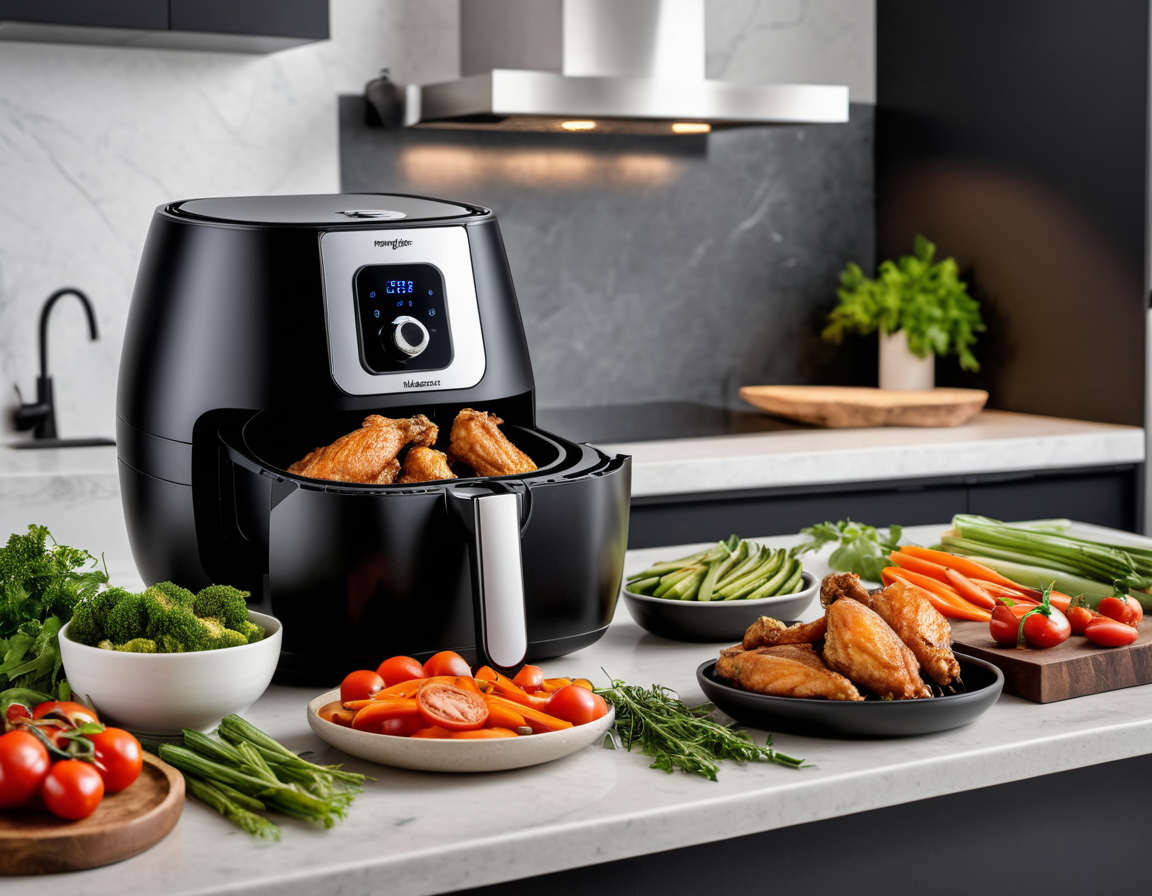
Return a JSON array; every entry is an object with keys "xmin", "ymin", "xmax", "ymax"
[
  {"xmin": 59, "ymin": 610, "xmax": 282, "ymax": 736},
  {"xmin": 878, "ymin": 329, "xmax": 934, "ymax": 391}
]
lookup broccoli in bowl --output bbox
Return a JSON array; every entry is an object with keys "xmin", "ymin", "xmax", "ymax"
[{"xmin": 69, "ymin": 582, "xmax": 265, "ymax": 653}]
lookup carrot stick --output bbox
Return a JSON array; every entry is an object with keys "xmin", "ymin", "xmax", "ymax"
[
  {"xmin": 899, "ymin": 545, "xmax": 1023, "ymax": 589},
  {"xmin": 484, "ymin": 702, "xmax": 527, "ymax": 730},
  {"xmin": 943, "ymin": 569, "xmax": 997, "ymax": 610},
  {"xmin": 482, "ymin": 694, "xmax": 572, "ymax": 733},
  {"xmin": 474, "ymin": 667, "xmax": 550, "ymax": 709},
  {"xmin": 881, "ymin": 567, "xmax": 992, "ymax": 621},
  {"xmin": 888, "ymin": 551, "xmax": 951, "ymax": 582}
]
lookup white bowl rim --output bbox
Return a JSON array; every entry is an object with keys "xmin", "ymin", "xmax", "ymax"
[
  {"xmin": 60, "ymin": 608, "xmax": 281, "ymax": 657},
  {"xmin": 621, "ymin": 570, "xmax": 817, "ymax": 607}
]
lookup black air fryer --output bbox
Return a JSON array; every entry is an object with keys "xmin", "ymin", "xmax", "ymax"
[{"xmin": 117, "ymin": 193, "xmax": 631, "ymax": 679}]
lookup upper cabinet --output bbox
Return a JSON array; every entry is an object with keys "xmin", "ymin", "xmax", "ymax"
[{"xmin": 0, "ymin": 0, "xmax": 328, "ymax": 53}]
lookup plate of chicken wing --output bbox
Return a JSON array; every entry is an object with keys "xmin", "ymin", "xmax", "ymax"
[{"xmin": 696, "ymin": 572, "xmax": 1004, "ymax": 737}]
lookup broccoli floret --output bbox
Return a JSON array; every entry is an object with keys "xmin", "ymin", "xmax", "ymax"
[
  {"xmin": 104, "ymin": 592, "xmax": 148, "ymax": 644},
  {"xmin": 193, "ymin": 585, "xmax": 250, "ymax": 631},
  {"xmin": 234, "ymin": 619, "xmax": 266, "ymax": 644},
  {"xmin": 199, "ymin": 617, "xmax": 249, "ymax": 650},
  {"xmin": 67, "ymin": 595, "xmax": 105, "ymax": 646},
  {"xmin": 117, "ymin": 638, "xmax": 158, "ymax": 653},
  {"xmin": 143, "ymin": 587, "xmax": 210, "ymax": 652},
  {"xmin": 97, "ymin": 639, "xmax": 115, "ymax": 650},
  {"xmin": 146, "ymin": 581, "xmax": 196, "ymax": 610}
]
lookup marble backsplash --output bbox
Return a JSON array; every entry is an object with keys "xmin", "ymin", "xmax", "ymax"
[{"xmin": 340, "ymin": 99, "xmax": 876, "ymax": 410}]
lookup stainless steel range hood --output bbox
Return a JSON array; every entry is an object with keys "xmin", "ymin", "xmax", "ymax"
[{"xmin": 394, "ymin": 0, "xmax": 848, "ymax": 135}]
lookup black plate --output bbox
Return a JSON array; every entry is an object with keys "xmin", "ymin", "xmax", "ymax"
[{"xmin": 697, "ymin": 653, "xmax": 1004, "ymax": 738}]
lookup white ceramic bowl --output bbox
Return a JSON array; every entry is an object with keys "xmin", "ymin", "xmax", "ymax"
[{"xmin": 59, "ymin": 610, "xmax": 282, "ymax": 736}]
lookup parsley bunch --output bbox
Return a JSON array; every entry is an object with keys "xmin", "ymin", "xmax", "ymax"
[
  {"xmin": 789, "ymin": 520, "xmax": 909, "ymax": 582},
  {"xmin": 822, "ymin": 235, "xmax": 985, "ymax": 371}
]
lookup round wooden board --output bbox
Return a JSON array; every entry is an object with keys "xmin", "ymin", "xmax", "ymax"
[
  {"xmin": 0, "ymin": 751, "xmax": 184, "ymax": 875},
  {"xmin": 739, "ymin": 385, "xmax": 989, "ymax": 428}
]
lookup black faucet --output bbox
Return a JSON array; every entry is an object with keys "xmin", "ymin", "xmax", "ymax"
[{"xmin": 12, "ymin": 288, "xmax": 115, "ymax": 448}]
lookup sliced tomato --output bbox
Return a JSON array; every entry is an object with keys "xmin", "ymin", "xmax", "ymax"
[{"xmin": 416, "ymin": 683, "xmax": 488, "ymax": 731}]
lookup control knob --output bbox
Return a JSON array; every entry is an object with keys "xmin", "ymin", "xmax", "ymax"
[{"xmin": 383, "ymin": 315, "xmax": 430, "ymax": 359}]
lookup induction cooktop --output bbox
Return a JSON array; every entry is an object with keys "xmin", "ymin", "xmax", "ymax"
[{"xmin": 536, "ymin": 401, "xmax": 812, "ymax": 445}]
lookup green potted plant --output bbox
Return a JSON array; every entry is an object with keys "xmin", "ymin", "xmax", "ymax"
[{"xmin": 822, "ymin": 235, "xmax": 985, "ymax": 391}]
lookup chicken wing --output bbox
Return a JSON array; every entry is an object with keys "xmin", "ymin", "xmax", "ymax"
[
  {"xmin": 448, "ymin": 408, "xmax": 536, "ymax": 477},
  {"xmin": 716, "ymin": 644, "xmax": 863, "ymax": 701},
  {"xmin": 820, "ymin": 572, "xmax": 875, "ymax": 609},
  {"xmin": 870, "ymin": 580, "xmax": 960, "ymax": 687},
  {"xmin": 822, "ymin": 598, "xmax": 931, "ymax": 700},
  {"xmin": 742, "ymin": 615, "xmax": 828, "ymax": 650},
  {"xmin": 397, "ymin": 446, "xmax": 457, "ymax": 484},
  {"xmin": 288, "ymin": 414, "xmax": 437, "ymax": 484}
]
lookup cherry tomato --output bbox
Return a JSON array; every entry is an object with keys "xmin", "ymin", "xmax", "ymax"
[
  {"xmin": 351, "ymin": 699, "xmax": 420, "ymax": 734},
  {"xmin": 340, "ymin": 670, "xmax": 385, "ymax": 703},
  {"xmin": 1020, "ymin": 605, "xmax": 1071, "ymax": 649},
  {"xmin": 89, "ymin": 728, "xmax": 143, "ymax": 793},
  {"xmin": 0, "ymin": 730, "xmax": 51, "ymax": 809},
  {"xmin": 375, "ymin": 655, "xmax": 426, "ymax": 688},
  {"xmin": 1067, "ymin": 605, "xmax": 1097, "ymax": 635},
  {"xmin": 512, "ymin": 665, "xmax": 545, "ymax": 691},
  {"xmin": 32, "ymin": 701, "xmax": 98, "ymax": 725},
  {"xmin": 416, "ymin": 683, "xmax": 488, "ymax": 731},
  {"xmin": 1098, "ymin": 595, "xmax": 1143, "ymax": 628},
  {"xmin": 989, "ymin": 604, "xmax": 1020, "ymax": 647},
  {"xmin": 41, "ymin": 759, "xmax": 104, "ymax": 820},
  {"xmin": 422, "ymin": 651, "xmax": 472, "ymax": 679},
  {"xmin": 5, "ymin": 703, "xmax": 31, "ymax": 724},
  {"xmin": 1084, "ymin": 619, "xmax": 1140, "ymax": 647},
  {"xmin": 544, "ymin": 684, "xmax": 608, "ymax": 725}
]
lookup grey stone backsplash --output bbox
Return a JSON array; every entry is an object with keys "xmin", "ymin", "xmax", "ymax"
[{"xmin": 340, "ymin": 97, "xmax": 875, "ymax": 411}]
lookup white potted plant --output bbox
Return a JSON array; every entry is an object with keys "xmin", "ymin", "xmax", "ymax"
[{"xmin": 822, "ymin": 236, "xmax": 985, "ymax": 391}]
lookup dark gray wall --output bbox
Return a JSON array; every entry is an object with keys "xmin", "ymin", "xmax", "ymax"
[{"xmin": 340, "ymin": 97, "xmax": 875, "ymax": 410}]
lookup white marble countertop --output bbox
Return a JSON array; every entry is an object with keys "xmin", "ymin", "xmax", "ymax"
[
  {"xmin": 602, "ymin": 410, "xmax": 1144, "ymax": 497},
  {"xmin": 7, "ymin": 524, "xmax": 1152, "ymax": 896}
]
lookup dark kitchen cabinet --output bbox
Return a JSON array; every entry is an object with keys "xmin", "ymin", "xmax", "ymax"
[
  {"xmin": 627, "ymin": 464, "xmax": 1140, "ymax": 548},
  {"xmin": 0, "ymin": 0, "xmax": 328, "ymax": 53}
]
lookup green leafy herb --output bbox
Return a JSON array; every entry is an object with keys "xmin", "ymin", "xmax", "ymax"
[
  {"xmin": 0, "ymin": 524, "xmax": 107, "ymax": 699},
  {"xmin": 595, "ymin": 680, "xmax": 804, "ymax": 781},
  {"xmin": 823, "ymin": 235, "xmax": 985, "ymax": 371},
  {"xmin": 789, "ymin": 520, "xmax": 909, "ymax": 582}
]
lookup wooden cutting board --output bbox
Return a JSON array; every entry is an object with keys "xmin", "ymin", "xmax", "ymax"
[
  {"xmin": 0, "ymin": 751, "xmax": 184, "ymax": 875},
  {"xmin": 950, "ymin": 619, "xmax": 1152, "ymax": 703},
  {"xmin": 739, "ymin": 386, "xmax": 988, "ymax": 428}
]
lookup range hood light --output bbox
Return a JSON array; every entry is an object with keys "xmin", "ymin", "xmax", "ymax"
[
  {"xmin": 671, "ymin": 122, "xmax": 711, "ymax": 134},
  {"xmin": 561, "ymin": 120, "xmax": 597, "ymax": 131}
]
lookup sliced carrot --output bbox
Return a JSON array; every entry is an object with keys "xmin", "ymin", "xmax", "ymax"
[
  {"xmin": 571, "ymin": 679, "xmax": 594, "ymax": 691},
  {"xmin": 888, "ymin": 551, "xmax": 951, "ymax": 582},
  {"xmin": 482, "ymin": 694, "xmax": 572, "ymax": 733},
  {"xmin": 343, "ymin": 694, "xmax": 414, "ymax": 711},
  {"xmin": 484, "ymin": 702, "xmax": 527, "ymax": 730},
  {"xmin": 351, "ymin": 698, "xmax": 420, "ymax": 732},
  {"xmin": 474, "ymin": 667, "xmax": 550, "ymax": 709},
  {"xmin": 882, "ymin": 567, "xmax": 992, "ymax": 622},
  {"xmin": 448, "ymin": 728, "xmax": 519, "ymax": 739},
  {"xmin": 943, "ymin": 569, "xmax": 997, "ymax": 610},
  {"xmin": 899, "ymin": 545, "xmax": 1023, "ymax": 589},
  {"xmin": 411, "ymin": 726, "xmax": 453, "ymax": 739},
  {"xmin": 541, "ymin": 678, "xmax": 573, "ymax": 693},
  {"xmin": 317, "ymin": 700, "xmax": 356, "ymax": 728}
]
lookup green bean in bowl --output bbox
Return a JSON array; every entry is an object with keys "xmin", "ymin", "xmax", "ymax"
[{"xmin": 627, "ymin": 536, "xmax": 806, "ymax": 602}]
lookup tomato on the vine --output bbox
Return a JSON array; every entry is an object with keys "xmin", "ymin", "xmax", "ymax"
[
  {"xmin": 1084, "ymin": 619, "xmax": 1140, "ymax": 647},
  {"xmin": 32, "ymin": 701, "xmax": 98, "ymax": 725},
  {"xmin": 1098, "ymin": 595, "xmax": 1143, "ymax": 628},
  {"xmin": 544, "ymin": 685, "xmax": 608, "ymax": 725},
  {"xmin": 422, "ymin": 651, "xmax": 472, "ymax": 679},
  {"xmin": 89, "ymin": 728, "xmax": 143, "ymax": 793},
  {"xmin": 4, "ymin": 703, "xmax": 31, "ymax": 725},
  {"xmin": 41, "ymin": 759, "xmax": 104, "ymax": 820},
  {"xmin": 416, "ymin": 683, "xmax": 488, "ymax": 731},
  {"xmin": 0, "ymin": 730, "xmax": 51, "ymax": 809},
  {"xmin": 340, "ymin": 670, "xmax": 385, "ymax": 703},
  {"xmin": 375, "ymin": 655, "xmax": 426, "ymax": 688},
  {"xmin": 1020, "ymin": 605, "xmax": 1071, "ymax": 649}
]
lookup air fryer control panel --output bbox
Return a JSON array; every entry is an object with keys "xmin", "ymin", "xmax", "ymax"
[
  {"xmin": 353, "ymin": 263, "xmax": 453, "ymax": 372},
  {"xmin": 319, "ymin": 227, "xmax": 486, "ymax": 396}
]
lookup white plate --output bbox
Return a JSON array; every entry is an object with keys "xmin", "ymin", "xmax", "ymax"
[{"xmin": 306, "ymin": 688, "xmax": 616, "ymax": 772}]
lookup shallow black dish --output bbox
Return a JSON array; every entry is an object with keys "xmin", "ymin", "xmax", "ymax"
[{"xmin": 696, "ymin": 653, "xmax": 1004, "ymax": 738}]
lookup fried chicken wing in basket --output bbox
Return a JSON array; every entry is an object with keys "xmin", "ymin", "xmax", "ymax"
[
  {"xmin": 287, "ymin": 414, "xmax": 437, "ymax": 484},
  {"xmin": 448, "ymin": 408, "xmax": 537, "ymax": 477}
]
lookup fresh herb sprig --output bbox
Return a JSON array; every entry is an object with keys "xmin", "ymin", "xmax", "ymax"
[
  {"xmin": 789, "ymin": 520, "xmax": 908, "ymax": 582},
  {"xmin": 595, "ymin": 680, "xmax": 803, "ymax": 781}
]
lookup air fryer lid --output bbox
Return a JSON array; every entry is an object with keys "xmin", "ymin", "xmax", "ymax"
[{"xmin": 170, "ymin": 193, "xmax": 485, "ymax": 226}]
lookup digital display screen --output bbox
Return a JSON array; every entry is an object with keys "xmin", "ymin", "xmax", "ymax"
[
  {"xmin": 353, "ymin": 263, "xmax": 453, "ymax": 374},
  {"xmin": 385, "ymin": 280, "xmax": 414, "ymax": 295}
]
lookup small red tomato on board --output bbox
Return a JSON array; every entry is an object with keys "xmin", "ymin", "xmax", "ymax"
[
  {"xmin": 544, "ymin": 684, "xmax": 609, "ymax": 726},
  {"xmin": 340, "ymin": 670, "xmax": 385, "ymax": 703},
  {"xmin": 416, "ymin": 683, "xmax": 488, "ymax": 731},
  {"xmin": 375, "ymin": 655, "xmax": 426, "ymax": 688},
  {"xmin": 1098, "ymin": 595, "xmax": 1143, "ymax": 628},
  {"xmin": 1066, "ymin": 605, "xmax": 1097, "ymax": 635},
  {"xmin": 422, "ymin": 651, "xmax": 472, "ymax": 679},
  {"xmin": 1084, "ymin": 619, "xmax": 1140, "ymax": 647},
  {"xmin": 989, "ymin": 604, "xmax": 1020, "ymax": 647},
  {"xmin": 89, "ymin": 728, "xmax": 143, "ymax": 793},
  {"xmin": 41, "ymin": 760, "xmax": 104, "ymax": 820},
  {"xmin": 0, "ymin": 730, "xmax": 51, "ymax": 809},
  {"xmin": 512, "ymin": 665, "xmax": 545, "ymax": 691},
  {"xmin": 1020, "ymin": 605, "xmax": 1071, "ymax": 649},
  {"xmin": 32, "ymin": 701, "xmax": 99, "ymax": 725}
]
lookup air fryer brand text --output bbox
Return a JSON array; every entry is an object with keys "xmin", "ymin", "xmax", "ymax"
[
  {"xmin": 375, "ymin": 239, "xmax": 413, "ymax": 249},
  {"xmin": 404, "ymin": 380, "xmax": 440, "ymax": 388}
]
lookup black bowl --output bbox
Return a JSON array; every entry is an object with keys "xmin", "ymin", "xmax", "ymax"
[
  {"xmin": 620, "ymin": 572, "xmax": 818, "ymax": 643},
  {"xmin": 697, "ymin": 653, "xmax": 1004, "ymax": 738}
]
